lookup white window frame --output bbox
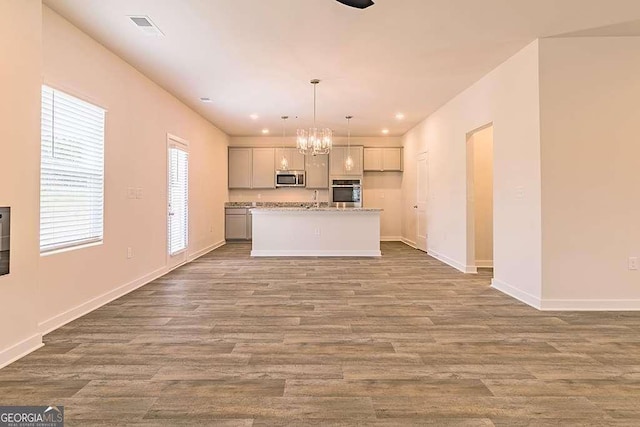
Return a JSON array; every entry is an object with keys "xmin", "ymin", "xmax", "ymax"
[
  {"xmin": 167, "ymin": 134, "xmax": 189, "ymax": 258},
  {"xmin": 40, "ymin": 85, "xmax": 106, "ymax": 254}
]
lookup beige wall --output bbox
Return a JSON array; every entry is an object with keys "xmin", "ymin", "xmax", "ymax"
[
  {"xmin": 468, "ymin": 126, "xmax": 494, "ymax": 267},
  {"xmin": 229, "ymin": 136, "xmax": 403, "ymax": 239},
  {"xmin": 539, "ymin": 37, "xmax": 640, "ymax": 307},
  {"xmin": 401, "ymin": 41, "xmax": 542, "ymax": 301},
  {"xmin": 0, "ymin": 0, "xmax": 43, "ymax": 365},
  {"xmin": 36, "ymin": 9, "xmax": 228, "ymax": 334}
]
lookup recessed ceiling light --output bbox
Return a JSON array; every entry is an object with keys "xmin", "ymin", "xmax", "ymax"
[
  {"xmin": 200, "ymin": 97, "xmax": 213, "ymax": 103},
  {"xmin": 262, "ymin": 129, "xmax": 270, "ymax": 134},
  {"xmin": 395, "ymin": 113, "xmax": 405, "ymax": 120},
  {"xmin": 382, "ymin": 129, "xmax": 390, "ymax": 135},
  {"xmin": 250, "ymin": 114, "xmax": 259, "ymax": 120}
]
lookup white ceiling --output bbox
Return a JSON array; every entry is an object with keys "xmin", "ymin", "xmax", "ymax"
[{"xmin": 43, "ymin": 0, "xmax": 640, "ymax": 137}]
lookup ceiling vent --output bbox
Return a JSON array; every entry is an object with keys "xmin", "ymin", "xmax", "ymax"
[{"xmin": 128, "ymin": 16, "xmax": 164, "ymax": 36}]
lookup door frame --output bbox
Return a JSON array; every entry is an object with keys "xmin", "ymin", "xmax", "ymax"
[
  {"xmin": 415, "ymin": 151, "xmax": 429, "ymax": 252},
  {"xmin": 465, "ymin": 122, "xmax": 494, "ymax": 273},
  {"xmin": 166, "ymin": 133, "xmax": 190, "ymax": 269}
]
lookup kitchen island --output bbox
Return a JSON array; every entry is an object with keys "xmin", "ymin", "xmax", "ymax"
[{"xmin": 251, "ymin": 207, "xmax": 382, "ymax": 257}]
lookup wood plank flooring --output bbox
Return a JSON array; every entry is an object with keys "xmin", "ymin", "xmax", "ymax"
[{"xmin": 2, "ymin": 242, "xmax": 640, "ymax": 425}]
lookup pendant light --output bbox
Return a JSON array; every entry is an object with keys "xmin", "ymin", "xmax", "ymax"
[
  {"xmin": 297, "ymin": 79, "xmax": 333, "ymax": 155},
  {"xmin": 279, "ymin": 116, "xmax": 289, "ymax": 170},
  {"xmin": 345, "ymin": 115, "xmax": 354, "ymax": 171}
]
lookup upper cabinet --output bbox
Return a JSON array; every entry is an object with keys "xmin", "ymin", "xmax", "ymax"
[
  {"xmin": 275, "ymin": 148, "xmax": 305, "ymax": 171},
  {"xmin": 305, "ymin": 154, "xmax": 329, "ymax": 189},
  {"xmin": 329, "ymin": 146, "xmax": 363, "ymax": 177},
  {"xmin": 228, "ymin": 147, "xmax": 275, "ymax": 189},
  {"xmin": 251, "ymin": 147, "xmax": 276, "ymax": 188},
  {"xmin": 363, "ymin": 147, "xmax": 403, "ymax": 172},
  {"xmin": 228, "ymin": 147, "xmax": 252, "ymax": 189}
]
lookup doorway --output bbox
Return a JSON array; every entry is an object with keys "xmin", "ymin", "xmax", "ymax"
[
  {"xmin": 466, "ymin": 124, "xmax": 494, "ymax": 273},
  {"xmin": 415, "ymin": 152, "xmax": 429, "ymax": 252},
  {"xmin": 167, "ymin": 134, "xmax": 189, "ymax": 269}
]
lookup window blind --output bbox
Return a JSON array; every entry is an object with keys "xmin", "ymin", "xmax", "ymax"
[
  {"xmin": 40, "ymin": 86, "xmax": 105, "ymax": 253},
  {"xmin": 168, "ymin": 145, "xmax": 188, "ymax": 255}
]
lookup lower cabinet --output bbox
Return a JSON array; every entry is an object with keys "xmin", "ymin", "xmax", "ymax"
[{"xmin": 225, "ymin": 208, "xmax": 252, "ymax": 240}]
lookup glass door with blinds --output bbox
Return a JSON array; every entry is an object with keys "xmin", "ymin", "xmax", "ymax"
[{"xmin": 167, "ymin": 137, "xmax": 189, "ymax": 262}]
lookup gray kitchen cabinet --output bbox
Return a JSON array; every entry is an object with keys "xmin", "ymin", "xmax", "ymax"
[
  {"xmin": 330, "ymin": 146, "xmax": 363, "ymax": 176},
  {"xmin": 228, "ymin": 147, "xmax": 252, "ymax": 189},
  {"xmin": 305, "ymin": 153, "xmax": 329, "ymax": 189},
  {"xmin": 364, "ymin": 147, "xmax": 403, "ymax": 172},
  {"xmin": 225, "ymin": 208, "xmax": 252, "ymax": 240},
  {"xmin": 275, "ymin": 148, "xmax": 305, "ymax": 171},
  {"xmin": 251, "ymin": 148, "xmax": 276, "ymax": 188}
]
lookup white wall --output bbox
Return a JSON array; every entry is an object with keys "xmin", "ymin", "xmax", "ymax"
[
  {"xmin": 539, "ymin": 37, "xmax": 640, "ymax": 308},
  {"xmin": 0, "ymin": 4, "xmax": 228, "ymax": 367},
  {"xmin": 0, "ymin": 0, "xmax": 43, "ymax": 365},
  {"xmin": 401, "ymin": 41, "xmax": 542, "ymax": 303},
  {"xmin": 229, "ymin": 136, "xmax": 403, "ymax": 239},
  {"xmin": 36, "ymin": 7, "xmax": 229, "ymax": 332}
]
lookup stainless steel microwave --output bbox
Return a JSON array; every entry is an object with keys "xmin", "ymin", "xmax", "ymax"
[{"xmin": 275, "ymin": 170, "xmax": 305, "ymax": 187}]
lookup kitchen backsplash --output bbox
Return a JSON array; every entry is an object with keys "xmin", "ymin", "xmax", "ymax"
[{"xmin": 228, "ymin": 188, "xmax": 329, "ymax": 203}]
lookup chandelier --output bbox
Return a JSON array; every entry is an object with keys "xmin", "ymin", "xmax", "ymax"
[{"xmin": 297, "ymin": 79, "xmax": 333, "ymax": 155}]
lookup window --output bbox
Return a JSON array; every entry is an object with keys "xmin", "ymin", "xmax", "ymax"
[
  {"xmin": 168, "ymin": 143, "xmax": 188, "ymax": 255},
  {"xmin": 40, "ymin": 86, "xmax": 105, "ymax": 253}
]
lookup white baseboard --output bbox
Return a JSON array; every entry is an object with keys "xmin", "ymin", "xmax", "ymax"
[
  {"xmin": 400, "ymin": 237, "xmax": 417, "ymax": 249},
  {"xmin": 381, "ymin": 236, "xmax": 403, "ymax": 242},
  {"xmin": 491, "ymin": 278, "xmax": 542, "ymax": 309},
  {"xmin": 38, "ymin": 265, "xmax": 169, "ymax": 335},
  {"xmin": 39, "ymin": 240, "xmax": 226, "ymax": 335},
  {"xmin": 540, "ymin": 299, "xmax": 640, "ymax": 311},
  {"xmin": 251, "ymin": 250, "xmax": 381, "ymax": 257},
  {"xmin": 188, "ymin": 239, "xmax": 225, "ymax": 261},
  {"xmin": 475, "ymin": 260, "xmax": 494, "ymax": 268},
  {"xmin": 427, "ymin": 249, "xmax": 471, "ymax": 273},
  {"xmin": 0, "ymin": 333, "xmax": 43, "ymax": 370}
]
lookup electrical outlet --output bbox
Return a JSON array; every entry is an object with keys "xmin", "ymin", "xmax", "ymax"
[
  {"xmin": 127, "ymin": 187, "xmax": 136, "ymax": 199},
  {"xmin": 127, "ymin": 247, "xmax": 133, "ymax": 259},
  {"xmin": 629, "ymin": 257, "xmax": 639, "ymax": 271}
]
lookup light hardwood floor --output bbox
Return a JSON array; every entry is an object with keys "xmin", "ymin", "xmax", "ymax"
[{"xmin": 1, "ymin": 242, "xmax": 640, "ymax": 425}]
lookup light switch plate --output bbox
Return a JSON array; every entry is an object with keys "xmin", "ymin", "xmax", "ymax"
[
  {"xmin": 136, "ymin": 188, "xmax": 143, "ymax": 199},
  {"xmin": 127, "ymin": 187, "xmax": 136, "ymax": 199},
  {"xmin": 629, "ymin": 257, "xmax": 639, "ymax": 271}
]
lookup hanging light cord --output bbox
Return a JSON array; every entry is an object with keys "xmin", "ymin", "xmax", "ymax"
[
  {"xmin": 347, "ymin": 115, "xmax": 353, "ymax": 155},
  {"xmin": 282, "ymin": 116, "xmax": 287, "ymax": 140},
  {"xmin": 313, "ymin": 83, "xmax": 317, "ymax": 128}
]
